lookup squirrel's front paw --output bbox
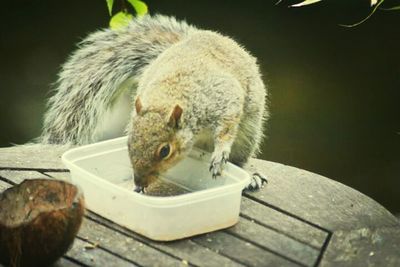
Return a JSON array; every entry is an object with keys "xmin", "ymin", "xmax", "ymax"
[{"xmin": 209, "ymin": 151, "xmax": 229, "ymax": 179}]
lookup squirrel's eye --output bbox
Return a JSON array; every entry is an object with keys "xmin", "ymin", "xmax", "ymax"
[{"xmin": 159, "ymin": 144, "xmax": 171, "ymax": 159}]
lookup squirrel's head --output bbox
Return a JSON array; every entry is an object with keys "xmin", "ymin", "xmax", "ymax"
[{"xmin": 128, "ymin": 97, "xmax": 191, "ymax": 189}]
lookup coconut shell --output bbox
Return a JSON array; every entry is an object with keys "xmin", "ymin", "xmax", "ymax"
[{"xmin": 0, "ymin": 179, "xmax": 85, "ymax": 267}]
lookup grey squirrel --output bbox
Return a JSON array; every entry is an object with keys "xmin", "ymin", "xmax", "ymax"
[{"xmin": 41, "ymin": 15, "xmax": 269, "ymax": 190}]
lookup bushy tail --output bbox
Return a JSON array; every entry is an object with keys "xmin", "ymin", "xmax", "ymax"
[{"xmin": 41, "ymin": 15, "xmax": 195, "ymax": 144}]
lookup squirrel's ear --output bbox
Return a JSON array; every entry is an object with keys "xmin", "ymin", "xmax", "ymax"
[
  {"xmin": 135, "ymin": 97, "xmax": 143, "ymax": 114},
  {"xmin": 168, "ymin": 105, "xmax": 183, "ymax": 128}
]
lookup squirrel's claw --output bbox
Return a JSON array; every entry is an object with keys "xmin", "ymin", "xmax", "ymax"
[
  {"xmin": 209, "ymin": 151, "xmax": 229, "ymax": 179},
  {"xmin": 245, "ymin": 172, "xmax": 268, "ymax": 191}
]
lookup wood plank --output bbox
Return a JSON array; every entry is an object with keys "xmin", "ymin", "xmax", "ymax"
[
  {"xmin": 44, "ymin": 171, "xmax": 72, "ymax": 182},
  {"xmin": 66, "ymin": 238, "xmax": 136, "ymax": 267},
  {"xmin": 78, "ymin": 217, "xmax": 184, "ymax": 267},
  {"xmin": 0, "ymin": 180, "xmax": 12, "ymax": 192},
  {"xmin": 0, "ymin": 144, "xmax": 69, "ymax": 170},
  {"xmin": 54, "ymin": 257, "xmax": 84, "ymax": 267},
  {"xmin": 0, "ymin": 170, "xmax": 49, "ymax": 184},
  {"xmin": 86, "ymin": 212, "xmax": 244, "ymax": 267},
  {"xmin": 192, "ymin": 232, "xmax": 303, "ymax": 267},
  {"xmin": 322, "ymin": 226, "xmax": 400, "ymax": 267},
  {"xmin": 241, "ymin": 197, "xmax": 327, "ymax": 248},
  {"xmin": 245, "ymin": 159, "xmax": 400, "ymax": 231},
  {"xmin": 227, "ymin": 217, "xmax": 319, "ymax": 266}
]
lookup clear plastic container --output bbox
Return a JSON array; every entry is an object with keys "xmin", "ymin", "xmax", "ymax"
[{"xmin": 62, "ymin": 137, "xmax": 250, "ymax": 241}]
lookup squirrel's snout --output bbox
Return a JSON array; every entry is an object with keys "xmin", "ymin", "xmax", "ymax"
[{"xmin": 134, "ymin": 174, "xmax": 148, "ymax": 188}]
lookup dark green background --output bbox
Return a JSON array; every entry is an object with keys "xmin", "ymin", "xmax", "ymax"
[{"xmin": 1, "ymin": 1, "xmax": 399, "ymax": 213}]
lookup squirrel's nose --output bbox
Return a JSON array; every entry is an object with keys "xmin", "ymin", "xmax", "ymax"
[{"xmin": 134, "ymin": 173, "xmax": 148, "ymax": 188}]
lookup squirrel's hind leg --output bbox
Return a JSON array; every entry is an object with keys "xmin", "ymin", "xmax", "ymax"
[
  {"xmin": 246, "ymin": 173, "xmax": 268, "ymax": 191},
  {"xmin": 229, "ymin": 98, "xmax": 268, "ymax": 191},
  {"xmin": 229, "ymin": 129, "xmax": 268, "ymax": 191}
]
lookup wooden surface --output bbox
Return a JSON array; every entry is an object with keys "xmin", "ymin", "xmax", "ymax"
[{"xmin": 0, "ymin": 145, "xmax": 399, "ymax": 267}]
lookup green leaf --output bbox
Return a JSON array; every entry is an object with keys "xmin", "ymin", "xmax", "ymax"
[
  {"xmin": 291, "ymin": 0, "xmax": 322, "ymax": 7},
  {"xmin": 380, "ymin": 5, "xmax": 400, "ymax": 11},
  {"xmin": 106, "ymin": 0, "xmax": 114, "ymax": 16},
  {"xmin": 110, "ymin": 11, "xmax": 133, "ymax": 29},
  {"xmin": 126, "ymin": 0, "xmax": 148, "ymax": 16}
]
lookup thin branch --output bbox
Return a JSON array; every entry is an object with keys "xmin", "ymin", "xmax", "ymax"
[
  {"xmin": 379, "ymin": 5, "xmax": 400, "ymax": 11},
  {"xmin": 339, "ymin": 0, "xmax": 385, "ymax": 27}
]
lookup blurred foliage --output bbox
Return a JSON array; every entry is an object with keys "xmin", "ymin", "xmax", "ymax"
[
  {"xmin": 106, "ymin": 0, "xmax": 148, "ymax": 29},
  {"xmin": 109, "ymin": 12, "xmax": 134, "ymax": 29}
]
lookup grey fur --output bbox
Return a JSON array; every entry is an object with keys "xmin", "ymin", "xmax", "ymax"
[
  {"xmin": 41, "ymin": 15, "xmax": 195, "ymax": 144},
  {"xmin": 128, "ymin": 29, "xmax": 268, "ymax": 187}
]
